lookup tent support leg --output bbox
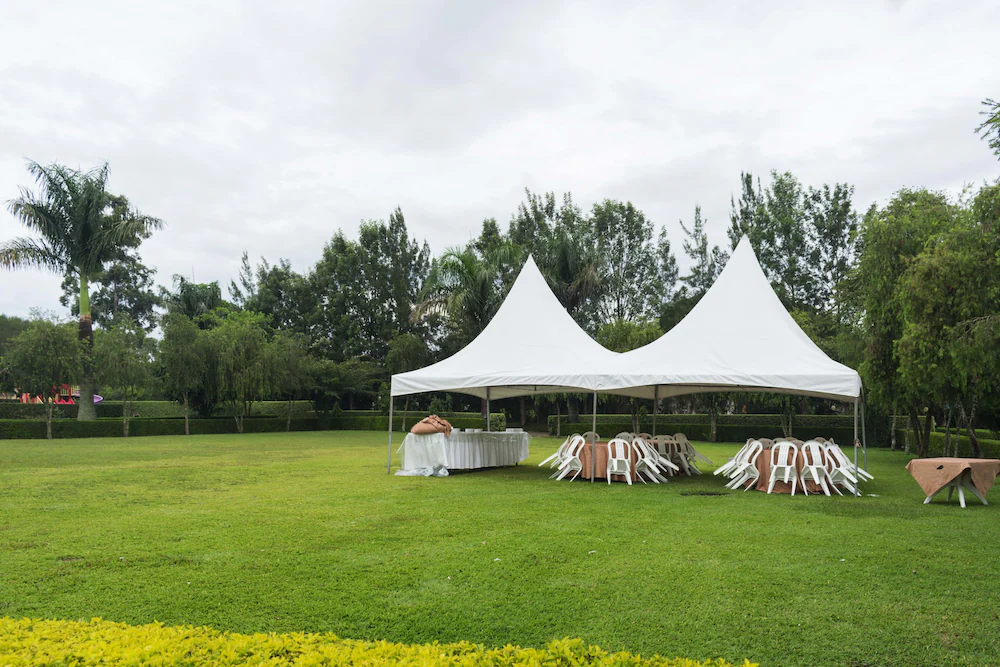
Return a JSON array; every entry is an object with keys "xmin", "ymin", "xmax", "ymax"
[
  {"xmin": 591, "ymin": 392, "xmax": 597, "ymax": 483},
  {"xmin": 387, "ymin": 396, "xmax": 394, "ymax": 475},
  {"xmin": 853, "ymin": 399, "xmax": 859, "ymax": 497},
  {"xmin": 652, "ymin": 386, "xmax": 658, "ymax": 437},
  {"xmin": 486, "ymin": 388, "xmax": 491, "ymax": 431}
]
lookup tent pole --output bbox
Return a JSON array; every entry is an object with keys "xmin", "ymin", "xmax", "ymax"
[
  {"xmin": 853, "ymin": 398, "xmax": 859, "ymax": 497},
  {"xmin": 861, "ymin": 395, "xmax": 868, "ymax": 471},
  {"xmin": 652, "ymin": 386, "xmax": 658, "ymax": 437},
  {"xmin": 486, "ymin": 388, "xmax": 491, "ymax": 431},
  {"xmin": 591, "ymin": 392, "xmax": 597, "ymax": 483},
  {"xmin": 387, "ymin": 396, "xmax": 394, "ymax": 475}
]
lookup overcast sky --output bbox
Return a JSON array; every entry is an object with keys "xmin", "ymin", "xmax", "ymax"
[{"xmin": 1, "ymin": 0, "xmax": 998, "ymax": 318}]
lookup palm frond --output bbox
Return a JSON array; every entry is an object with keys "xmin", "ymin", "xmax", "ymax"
[{"xmin": 0, "ymin": 237, "xmax": 68, "ymax": 273}]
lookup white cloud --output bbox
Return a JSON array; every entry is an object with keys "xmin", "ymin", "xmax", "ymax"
[{"xmin": 1, "ymin": 0, "xmax": 998, "ymax": 317}]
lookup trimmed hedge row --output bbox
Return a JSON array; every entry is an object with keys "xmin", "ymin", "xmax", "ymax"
[
  {"xmin": 547, "ymin": 413, "xmax": 859, "ymax": 433},
  {"xmin": 0, "ymin": 412, "xmax": 506, "ymax": 440},
  {"xmin": 0, "ymin": 617, "xmax": 750, "ymax": 667},
  {"xmin": 331, "ymin": 412, "xmax": 506, "ymax": 433},
  {"xmin": 0, "ymin": 400, "xmax": 318, "ymax": 420},
  {"xmin": 927, "ymin": 431, "xmax": 1000, "ymax": 459},
  {"xmin": 548, "ymin": 420, "xmax": 902, "ymax": 446}
]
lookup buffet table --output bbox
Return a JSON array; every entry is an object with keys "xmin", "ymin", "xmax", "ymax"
[{"xmin": 398, "ymin": 431, "xmax": 530, "ymax": 475}]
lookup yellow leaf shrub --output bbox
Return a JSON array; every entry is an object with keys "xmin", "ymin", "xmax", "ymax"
[{"xmin": 0, "ymin": 617, "xmax": 755, "ymax": 666}]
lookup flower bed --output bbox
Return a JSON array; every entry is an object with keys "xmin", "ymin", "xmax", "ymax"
[{"xmin": 0, "ymin": 618, "xmax": 752, "ymax": 666}]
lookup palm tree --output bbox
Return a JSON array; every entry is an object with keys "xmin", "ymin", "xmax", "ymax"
[
  {"xmin": 544, "ymin": 228, "xmax": 601, "ymax": 320},
  {"xmin": 411, "ymin": 244, "xmax": 521, "ymax": 345},
  {"xmin": 1, "ymin": 161, "xmax": 162, "ymax": 420}
]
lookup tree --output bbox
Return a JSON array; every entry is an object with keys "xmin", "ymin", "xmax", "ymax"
[
  {"xmin": 976, "ymin": 97, "xmax": 1000, "ymax": 160},
  {"xmin": 728, "ymin": 172, "xmax": 773, "ymax": 264},
  {"xmin": 161, "ymin": 276, "xmax": 227, "ymax": 326},
  {"xmin": 590, "ymin": 199, "xmax": 660, "ymax": 322},
  {"xmin": 228, "ymin": 250, "xmax": 257, "ymax": 309},
  {"xmin": 59, "ymin": 248, "xmax": 161, "ymax": 332},
  {"xmin": 307, "ymin": 357, "xmax": 380, "ymax": 422},
  {"xmin": 93, "ymin": 317, "xmax": 152, "ymax": 437},
  {"xmin": 805, "ymin": 183, "xmax": 858, "ymax": 314},
  {"xmin": 850, "ymin": 189, "xmax": 960, "ymax": 454},
  {"xmin": 270, "ymin": 332, "xmax": 313, "ymax": 431},
  {"xmin": 159, "ymin": 312, "xmax": 204, "ymax": 435},
  {"xmin": 1, "ymin": 161, "xmax": 163, "ymax": 420},
  {"xmin": 0, "ymin": 314, "xmax": 29, "ymax": 356},
  {"xmin": 385, "ymin": 332, "xmax": 429, "ymax": 430},
  {"xmin": 413, "ymin": 244, "xmax": 521, "ymax": 347},
  {"xmin": 3, "ymin": 319, "xmax": 81, "ymax": 438},
  {"xmin": 765, "ymin": 171, "xmax": 816, "ymax": 308},
  {"xmin": 211, "ymin": 311, "xmax": 272, "ymax": 434},
  {"xmin": 679, "ymin": 206, "xmax": 728, "ymax": 297}
]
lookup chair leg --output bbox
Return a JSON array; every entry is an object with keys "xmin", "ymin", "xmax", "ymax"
[
  {"xmin": 767, "ymin": 475, "xmax": 777, "ymax": 494},
  {"xmin": 790, "ymin": 476, "xmax": 797, "ymax": 496}
]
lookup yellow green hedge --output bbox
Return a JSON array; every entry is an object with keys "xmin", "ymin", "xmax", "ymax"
[{"xmin": 0, "ymin": 618, "xmax": 754, "ymax": 666}]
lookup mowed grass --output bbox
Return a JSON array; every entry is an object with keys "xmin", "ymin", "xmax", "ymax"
[{"xmin": 1, "ymin": 432, "xmax": 998, "ymax": 667}]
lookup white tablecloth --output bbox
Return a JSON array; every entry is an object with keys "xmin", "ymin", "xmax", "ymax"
[{"xmin": 400, "ymin": 431, "xmax": 530, "ymax": 473}]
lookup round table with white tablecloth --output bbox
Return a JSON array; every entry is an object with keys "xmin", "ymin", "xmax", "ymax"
[{"xmin": 398, "ymin": 431, "xmax": 530, "ymax": 474}]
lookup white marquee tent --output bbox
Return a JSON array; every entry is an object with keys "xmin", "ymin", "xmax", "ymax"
[
  {"xmin": 388, "ymin": 237, "xmax": 867, "ymax": 484},
  {"xmin": 607, "ymin": 236, "xmax": 862, "ymax": 402}
]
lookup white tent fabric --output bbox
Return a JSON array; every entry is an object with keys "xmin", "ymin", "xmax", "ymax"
[
  {"xmin": 605, "ymin": 236, "xmax": 862, "ymax": 401},
  {"xmin": 390, "ymin": 255, "xmax": 623, "ymax": 399}
]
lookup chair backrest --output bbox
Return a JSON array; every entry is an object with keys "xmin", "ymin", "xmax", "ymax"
[
  {"xmin": 801, "ymin": 440, "xmax": 825, "ymax": 466},
  {"xmin": 608, "ymin": 438, "xmax": 631, "ymax": 460},
  {"xmin": 674, "ymin": 433, "xmax": 688, "ymax": 443},
  {"xmin": 813, "ymin": 436, "xmax": 826, "ymax": 443},
  {"xmin": 771, "ymin": 441, "xmax": 797, "ymax": 466},
  {"xmin": 582, "ymin": 431, "xmax": 599, "ymax": 443},
  {"xmin": 565, "ymin": 435, "xmax": 586, "ymax": 457},
  {"xmin": 746, "ymin": 440, "xmax": 764, "ymax": 464},
  {"xmin": 758, "ymin": 438, "xmax": 774, "ymax": 447},
  {"xmin": 824, "ymin": 443, "xmax": 849, "ymax": 467},
  {"xmin": 638, "ymin": 432, "xmax": 652, "ymax": 441},
  {"xmin": 632, "ymin": 437, "xmax": 655, "ymax": 461},
  {"xmin": 615, "ymin": 431, "xmax": 633, "ymax": 440}
]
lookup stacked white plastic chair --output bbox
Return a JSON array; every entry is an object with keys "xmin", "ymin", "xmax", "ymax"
[
  {"xmin": 632, "ymin": 437, "xmax": 668, "ymax": 483},
  {"xmin": 606, "ymin": 438, "xmax": 633, "ymax": 485},
  {"xmin": 767, "ymin": 441, "xmax": 799, "ymax": 495},
  {"xmin": 675, "ymin": 433, "xmax": 712, "ymax": 474},
  {"xmin": 799, "ymin": 440, "xmax": 835, "ymax": 496},
  {"xmin": 823, "ymin": 441, "xmax": 872, "ymax": 493},
  {"xmin": 724, "ymin": 439, "xmax": 764, "ymax": 490},
  {"xmin": 553, "ymin": 435, "xmax": 587, "ymax": 482},
  {"xmin": 539, "ymin": 433, "xmax": 579, "ymax": 470},
  {"xmin": 651, "ymin": 435, "xmax": 681, "ymax": 476},
  {"xmin": 715, "ymin": 439, "xmax": 752, "ymax": 477}
]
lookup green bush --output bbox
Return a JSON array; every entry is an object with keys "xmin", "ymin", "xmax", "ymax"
[
  {"xmin": 0, "ymin": 411, "xmax": 507, "ymax": 440},
  {"xmin": 927, "ymin": 431, "xmax": 1000, "ymax": 458}
]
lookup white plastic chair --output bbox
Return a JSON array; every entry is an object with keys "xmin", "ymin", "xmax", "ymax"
[
  {"xmin": 581, "ymin": 431, "xmax": 600, "ymax": 444},
  {"xmin": 651, "ymin": 436, "xmax": 681, "ymax": 476},
  {"xmin": 632, "ymin": 438, "xmax": 667, "ymax": 483},
  {"xmin": 828, "ymin": 441, "xmax": 874, "ymax": 482},
  {"xmin": 725, "ymin": 440, "xmax": 764, "ymax": 491},
  {"xmin": 637, "ymin": 432, "xmax": 653, "ymax": 441},
  {"xmin": 715, "ymin": 439, "xmax": 752, "ymax": 477},
  {"xmin": 614, "ymin": 431, "xmax": 633, "ymax": 440},
  {"xmin": 554, "ymin": 435, "xmax": 586, "ymax": 482},
  {"xmin": 539, "ymin": 433, "xmax": 578, "ymax": 469},
  {"xmin": 800, "ymin": 440, "xmax": 834, "ymax": 496},
  {"xmin": 767, "ymin": 441, "xmax": 799, "ymax": 495},
  {"xmin": 824, "ymin": 443, "xmax": 861, "ymax": 493},
  {"xmin": 606, "ymin": 438, "xmax": 633, "ymax": 485},
  {"xmin": 758, "ymin": 438, "xmax": 774, "ymax": 448}
]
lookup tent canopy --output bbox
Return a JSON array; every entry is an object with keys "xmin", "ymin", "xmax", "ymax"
[
  {"xmin": 605, "ymin": 236, "xmax": 862, "ymax": 401},
  {"xmin": 390, "ymin": 255, "xmax": 623, "ymax": 399}
]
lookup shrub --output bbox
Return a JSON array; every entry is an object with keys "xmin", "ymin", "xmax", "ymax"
[
  {"xmin": 927, "ymin": 431, "xmax": 1000, "ymax": 458},
  {"xmin": 546, "ymin": 413, "xmax": 859, "ymax": 434},
  {"xmin": 0, "ymin": 617, "xmax": 752, "ymax": 667}
]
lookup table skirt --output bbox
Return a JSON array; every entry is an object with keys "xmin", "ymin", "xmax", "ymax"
[{"xmin": 400, "ymin": 432, "xmax": 530, "ymax": 472}]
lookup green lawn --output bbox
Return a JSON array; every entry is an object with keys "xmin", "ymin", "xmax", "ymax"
[{"xmin": 1, "ymin": 432, "xmax": 998, "ymax": 666}]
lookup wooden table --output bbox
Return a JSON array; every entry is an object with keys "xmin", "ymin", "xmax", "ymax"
[{"xmin": 905, "ymin": 457, "xmax": 1000, "ymax": 508}]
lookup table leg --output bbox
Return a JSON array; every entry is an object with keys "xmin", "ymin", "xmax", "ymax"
[
  {"xmin": 924, "ymin": 484, "xmax": 949, "ymax": 504},
  {"xmin": 947, "ymin": 486, "xmax": 954, "ymax": 502},
  {"xmin": 962, "ymin": 474, "xmax": 989, "ymax": 506},
  {"xmin": 957, "ymin": 481, "xmax": 966, "ymax": 508}
]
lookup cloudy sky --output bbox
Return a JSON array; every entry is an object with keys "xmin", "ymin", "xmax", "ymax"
[{"xmin": 1, "ymin": 0, "xmax": 998, "ymax": 318}]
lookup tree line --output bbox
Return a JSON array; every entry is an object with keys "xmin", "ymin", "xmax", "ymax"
[{"xmin": 2, "ymin": 98, "xmax": 999, "ymax": 451}]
